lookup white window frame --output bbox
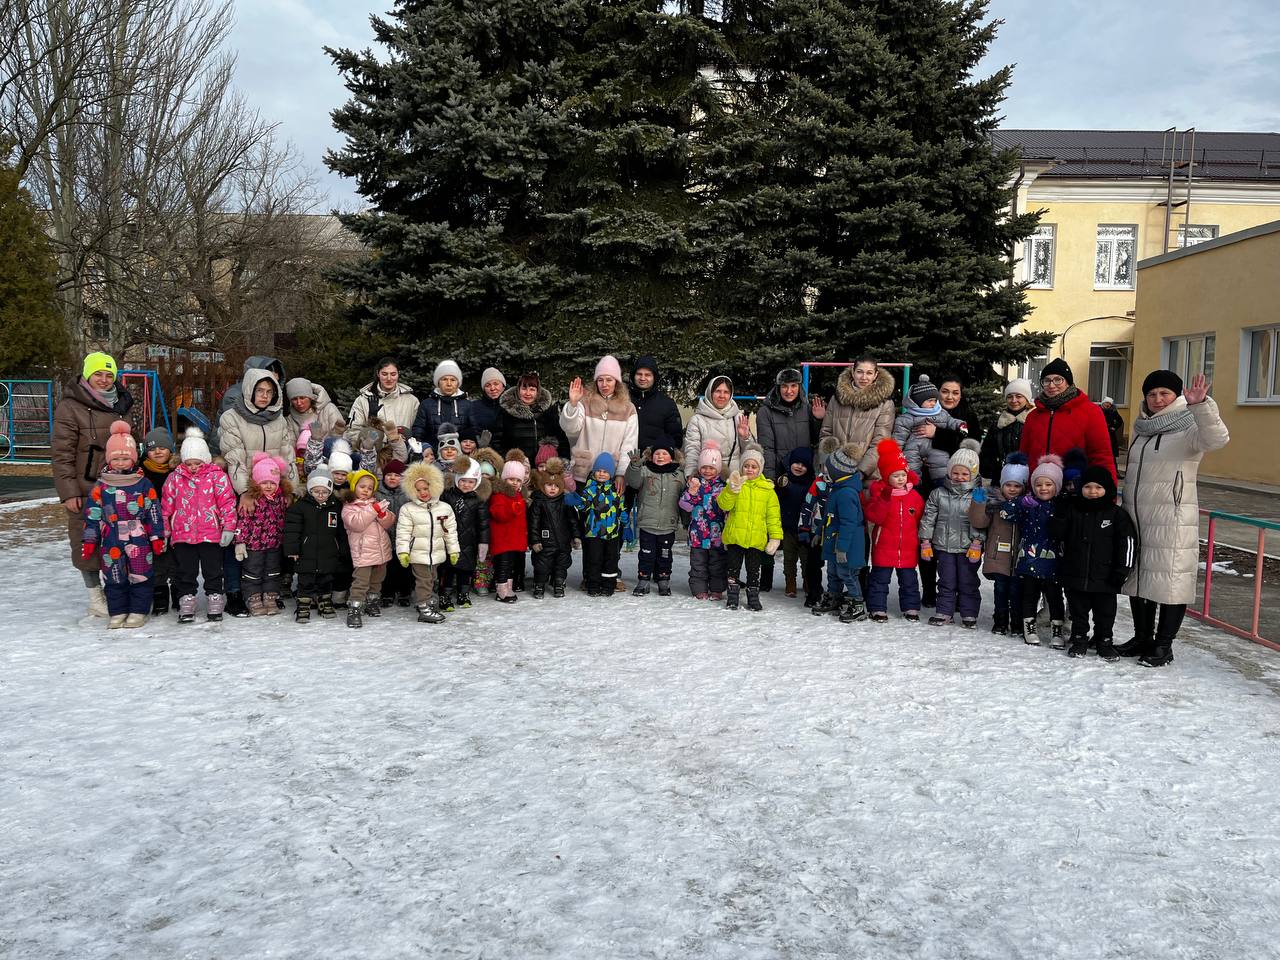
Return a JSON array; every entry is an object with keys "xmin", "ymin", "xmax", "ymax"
[
  {"xmin": 1176, "ymin": 224, "xmax": 1219, "ymax": 248},
  {"xmin": 1163, "ymin": 333, "xmax": 1216, "ymax": 388},
  {"xmin": 1094, "ymin": 224, "xmax": 1138, "ymax": 291},
  {"xmin": 1087, "ymin": 343, "xmax": 1131, "ymax": 407},
  {"xmin": 1240, "ymin": 325, "xmax": 1280, "ymax": 405},
  {"xmin": 1022, "ymin": 223, "xmax": 1056, "ymax": 289},
  {"xmin": 1018, "ymin": 349, "xmax": 1050, "ymax": 385}
]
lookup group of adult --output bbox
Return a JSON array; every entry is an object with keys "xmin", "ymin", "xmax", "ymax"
[{"xmin": 53, "ymin": 347, "xmax": 1228, "ymax": 663}]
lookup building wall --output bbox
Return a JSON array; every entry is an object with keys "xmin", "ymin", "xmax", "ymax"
[{"xmin": 1131, "ymin": 226, "xmax": 1280, "ymax": 485}]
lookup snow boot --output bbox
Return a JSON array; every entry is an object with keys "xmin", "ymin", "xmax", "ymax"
[
  {"xmin": 247, "ymin": 593, "xmax": 269, "ymax": 617},
  {"xmin": 438, "ymin": 588, "xmax": 454, "ymax": 613},
  {"xmin": 495, "ymin": 579, "xmax": 518, "ymax": 603},
  {"xmin": 317, "ymin": 595, "xmax": 337, "ymax": 619},
  {"xmin": 928, "ymin": 614, "xmax": 953, "ymax": 627},
  {"xmin": 109, "ymin": 614, "xmax": 128, "ymax": 629},
  {"xmin": 839, "ymin": 598, "xmax": 868, "ymax": 623},
  {"xmin": 904, "ymin": 612, "xmax": 920, "ymax": 623},
  {"xmin": 1096, "ymin": 638, "xmax": 1120, "ymax": 662},
  {"xmin": 1116, "ymin": 599, "xmax": 1157, "ymax": 658},
  {"xmin": 331, "ymin": 590, "xmax": 349, "ymax": 609},
  {"xmin": 225, "ymin": 591, "xmax": 249, "ymax": 618},
  {"xmin": 124, "ymin": 612, "xmax": 148, "ymax": 628},
  {"xmin": 1023, "ymin": 617, "xmax": 1041, "ymax": 645},
  {"xmin": 456, "ymin": 585, "xmax": 473, "ymax": 608},
  {"xmin": 551, "ymin": 579, "xmax": 566, "ymax": 599},
  {"xmin": 417, "ymin": 597, "xmax": 446, "ymax": 624},
  {"xmin": 151, "ymin": 588, "xmax": 170, "ymax": 616},
  {"xmin": 803, "ymin": 592, "xmax": 820, "ymax": 609},
  {"xmin": 1139, "ymin": 644, "xmax": 1174, "ymax": 668},
  {"xmin": 87, "ymin": 585, "xmax": 109, "ymax": 619},
  {"xmin": 870, "ymin": 611, "xmax": 889, "ymax": 623},
  {"xmin": 991, "ymin": 613, "xmax": 1008, "ymax": 636},
  {"xmin": 725, "ymin": 582, "xmax": 741, "ymax": 610},
  {"xmin": 1049, "ymin": 620, "xmax": 1066, "ymax": 650},
  {"xmin": 784, "ymin": 574, "xmax": 797, "ymax": 598},
  {"xmin": 746, "ymin": 586, "xmax": 763, "ymax": 612},
  {"xmin": 294, "ymin": 597, "xmax": 312, "ymax": 623},
  {"xmin": 366, "ymin": 593, "xmax": 382, "ymax": 618},
  {"xmin": 533, "ymin": 581, "xmax": 546, "ymax": 599},
  {"xmin": 961, "ymin": 618, "xmax": 978, "ymax": 630},
  {"xmin": 1067, "ymin": 632, "xmax": 1090, "ymax": 658},
  {"xmin": 177, "ymin": 594, "xmax": 198, "ymax": 624},
  {"xmin": 656, "ymin": 578, "xmax": 672, "ymax": 597},
  {"xmin": 633, "ymin": 576, "xmax": 651, "ymax": 597},
  {"xmin": 205, "ymin": 593, "xmax": 226, "ymax": 622},
  {"xmin": 264, "ymin": 592, "xmax": 281, "ymax": 616},
  {"xmin": 811, "ymin": 592, "xmax": 840, "ymax": 616},
  {"xmin": 347, "ymin": 601, "xmax": 363, "ymax": 629}
]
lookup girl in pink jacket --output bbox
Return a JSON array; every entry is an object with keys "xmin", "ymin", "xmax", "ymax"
[
  {"xmin": 161, "ymin": 428, "xmax": 238, "ymax": 622},
  {"xmin": 341, "ymin": 469, "xmax": 395, "ymax": 628}
]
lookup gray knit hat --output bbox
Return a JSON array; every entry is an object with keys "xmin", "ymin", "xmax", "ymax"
[
  {"xmin": 825, "ymin": 443, "xmax": 862, "ymax": 479},
  {"xmin": 285, "ymin": 377, "xmax": 314, "ymax": 400},
  {"xmin": 142, "ymin": 426, "xmax": 175, "ymax": 454},
  {"xmin": 740, "ymin": 443, "xmax": 765, "ymax": 470},
  {"xmin": 480, "ymin": 367, "xmax": 506, "ymax": 389},
  {"xmin": 307, "ymin": 465, "xmax": 334, "ymax": 493},
  {"xmin": 947, "ymin": 438, "xmax": 982, "ymax": 476}
]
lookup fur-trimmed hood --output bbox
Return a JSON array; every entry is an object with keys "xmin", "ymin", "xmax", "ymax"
[
  {"xmin": 403, "ymin": 461, "xmax": 445, "ymax": 504},
  {"xmin": 499, "ymin": 385, "xmax": 555, "ymax": 419},
  {"xmin": 472, "ymin": 447, "xmax": 506, "ymax": 477},
  {"xmin": 763, "ymin": 383, "xmax": 808, "ymax": 412},
  {"xmin": 532, "ymin": 455, "xmax": 570, "ymax": 493},
  {"xmin": 833, "ymin": 366, "xmax": 896, "ymax": 410}
]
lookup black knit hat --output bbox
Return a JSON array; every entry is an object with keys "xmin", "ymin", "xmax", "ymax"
[
  {"xmin": 1040, "ymin": 358, "xmax": 1073, "ymax": 386},
  {"xmin": 634, "ymin": 355, "xmax": 659, "ymax": 378},
  {"xmin": 908, "ymin": 375, "xmax": 939, "ymax": 405},
  {"xmin": 1141, "ymin": 369, "xmax": 1184, "ymax": 397},
  {"xmin": 1080, "ymin": 464, "xmax": 1117, "ymax": 500}
]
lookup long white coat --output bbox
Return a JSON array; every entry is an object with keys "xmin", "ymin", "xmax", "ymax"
[
  {"xmin": 682, "ymin": 394, "xmax": 750, "ymax": 479},
  {"xmin": 559, "ymin": 384, "xmax": 639, "ymax": 482},
  {"xmin": 1122, "ymin": 396, "xmax": 1229, "ymax": 606}
]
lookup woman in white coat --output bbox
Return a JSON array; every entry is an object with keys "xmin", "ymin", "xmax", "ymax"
[
  {"xmin": 1119, "ymin": 371, "xmax": 1229, "ymax": 667},
  {"xmin": 682, "ymin": 374, "xmax": 753, "ymax": 479},
  {"xmin": 560, "ymin": 355, "xmax": 639, "ymax": 487}
]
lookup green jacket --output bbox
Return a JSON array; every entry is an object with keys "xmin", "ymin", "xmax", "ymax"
[{"xmin": 717, "ymin": 474, "xmax": 783, "ymax": 550}]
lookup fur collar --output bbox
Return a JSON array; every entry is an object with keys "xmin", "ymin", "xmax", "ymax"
[
  {"xmin": 996, "ymin": 408, "xmax": 1030, "ymax": 429},
  {"xmin": 581, "ymin": 382, "xmax": 635, "ymax": 418},
  {"xmin": 833, "ymin": 367, "xmax": 895, "ymax": 410},
  {"xmin": 498, "ymin": 385, "xmax": 554, "ymax": 419}
]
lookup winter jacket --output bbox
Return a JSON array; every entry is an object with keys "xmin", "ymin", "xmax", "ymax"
[
  {"xmin": 999, "ymin": 494, "xmax": 1058, "ymax": 579},
  {"xmin": 498, "ymin": 386, "xmax": 567, "ymax": 462},
  {"xmin": 411, "ymin": 390, "xmax": 476, "ymax": 446},
  {"xmin": 141, "ymin": 459, "xmax": 175, "ymax": 503},
  {"xmin": 682, "ymin": 389, "xmax": 750, "ymax": 480},
  {"xmin": 384, "ymin": 481, "xmax": 411, "ymax": 520},
  {"xmin": 863, "ymin": 477, "xmax": 925, "ymax": 569},
  {"xmin": 441, "ymin": 480, "xmax": 491, "ymax": 568},
  {"xmin": 718, "ymin": 473, "xmax": 783, "ymax": 551},
  {"xmin": 527, "ymin": 491, "xmax": 581, "ymax": 552},
  {"xmin": 471, "ymin": 394, "xmax": 503, "ymax": 440},
  {"xmin": 798, "ymin": 477, "xmax": 831, "ymax": 547},
  {"xmin": 236, "ymin": 490, "xmax": 289, "ymax": 551},
  {"xmin": 342, "ymin": 497, "xmax": 396, "ymax": 567},
  {"xmin": 1020, "ymin": 390, "xmax": 1116, "ymax": 482},
  {"xmin": 1102, "ymin": 404, "xmax": 1125, "ymax": 454},
  {"xmin": 1122, "ymin": 396, "xmax": 1229, "ymax": 605},
  {"xmin": 52, "ymin": 378, "xmax": 137, "ymax": 503},
  {"xmin": 577, "ymin": 478, "xmax": 622, "ymax": 540},
  {"xmin": 968, "ymin": 493, "xmax": 1020, "ymax": 579},
  {"xmin": 560, "ymin": 384, "xmax": 639, "ymax": 482},
  {"xmin": 930, "ymin": 399, "xmax": 984, "ymax": 456},
  {"xmin": 818, "ymin": 366, "xmax": 897, "ymax": 475},
  {"xmin": 1051, "ymin": 496, "xmax": 1137, "ymax": 594},
  {"xmin": 287, "ymin": 382, "xmax": 345, "ymax": 440},
  {"xmin": 284, "ymin": 493, "xmax": 349, "ymax": 575},
  {"xmin": 218, "ymin": 368, "xmax": 298, "ymax": 494},
  {"xmin": 82, "ymin": 471, "xmax": 164, "ymax": 584},
  {"xmin": 776, "ymin": 448, "xmax": 814, "ymax": 534},
  {"xmin": 632, "ymin": 381, "xmax": 685, "ymax": 452},
  {"xmin": 625, "ymin": 452, "xmax": 685, "ymax": 536},
  {"xmin": 346, "ymin": 380, "xmax": 419, "ymax": 444},
  {"xmin": 979, "ymin": 409, "xmax": 1029, "ymax": 483},
  {"xmin": 921, "ymin": 478, "xmax": 983, "ymax": 555},
  {"xmin": 892, "ymin": 406, "xmax": 968, "ymax": 481},
  {"xmin": 487, "ymin": 486, "xmax": 529, "ymax": 554},
  {"xmin": 162, "ymin": 461, "xmax": 238, "ymax": 545},
  {"xmin": 821, "ymin": 471, "xmax": 866, "ymax": 567},
  {"xmin": 756, "ymin": 387, "xmax": 818, "ymax": 480},
  {"xmin": 395, "ymin": 464, "xmax": 462, "ymax": 565},
  {"xmin": 679, "ymin": 475, "xmax": 726, "ymax": 549}
]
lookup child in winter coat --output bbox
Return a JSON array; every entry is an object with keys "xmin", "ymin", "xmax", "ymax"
[
  {"xmin": 396, "ymin": 462, "xmax": 461, "ymax": 623},
  {"xmin": 717, "ymin": 444, "xmax": 783, "ymax": 612},
  {"xmin": 999, "ymin": 454, "xmax": 1066, "ymax": 647},
  {"xmin": 162, "ymin": 427, "xmax": 237, "ymax": 623},
  {"xmin": 487, "ymin": 458, "xmax": 529, "ymax": 602},
  {"xmin": 440, "ymin": 455, "xmax": 491, "ymax": 609},
  {"xmin": 893, "ymin": 376, "xmax": 970, "ymax": 482},
  {"xmin": 862, "ymin": 439, "xmax": 925, "ymax": 622},
  {"xmin": 379, "ymin": 459, "xmax": 413, "ymax": 607},
  {"xmin": 968, "ymin": 452, "xmax": 1028, "ymax": 636},
  {"xmin": 774, "ymin": 447, "xmax": 816, "ymax": 599},
  {"xmin": 577, "ymin": 452, "xmax": 624, "ymax": 597},
  {"xmin": 284, "ymin": 466, "xmax": 348, "ymax": 622},
  {"xmin": 813, "ymin": 443, "xmax": 868, "ymax": 622},
  {"xmin": 325, "ymin": 441, "xmax": 355, "ymax": 609},
  {"xmin": 235, "ymin": 452, "xmax": 292, "ymax": 617},
  {"xmin": 527, "ymin": 457, "xmax": 580, "ymax": 599},
  {"xmin": 1050, "ymin": 465, "xmax": 1136, "ymax": 660},
  {"xmin": 341, "ymin": 469, "xmax": 396, "ymax": 627},
  {"xmin": 141, "ymin": 427, "xmax": 177, "ymax": 615},
  {"xmin": 469, "ymin": 447, "xmax": 506, "ymax": 594},
  {"xmin": 919, "ymin": 440, "xmax": 985, "ymax": 628},
  {"xmin": 625, "ymin": 436, "xmax": 684, "ymax": 597},
  {"xmin": 679, "ymin": 441, "xmax": 728, "ymax": 600},
  {"xmin": 798, "ymin": 450, "xmax": 833, "ymax": 609},
  {"xmin": 83, "ymin": 421, "xmax": 166, "ymax": 628}
]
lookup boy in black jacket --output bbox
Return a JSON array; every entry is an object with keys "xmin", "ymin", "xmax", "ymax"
[
  {"xmin": 527, "ymin": 457, "xmax": 581, "ymax": 598},
  {"xmin": 439, "ymin": 455, "xmax": 490, "ymax": 610},
  {"xmin": 284, "ymin": 466, "xmax": 349, "ymax": 622},
  {"xmin": 1050, "ymin": 465, "xmax": 1136, "ymax": 660}
]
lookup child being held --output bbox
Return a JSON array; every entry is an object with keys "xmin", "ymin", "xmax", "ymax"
[
  {"xmin": 892, "ymin": 375, "xmax": 969, "ymax": 482},
  {"xmin": 577, "ymin": 453, "xmax": 623, "ymax": 597},
  {"xmin": 341, "ymin": 469, "xmax": 396, "ymax": 627},
  {"xmin": 679, "ymin": 441, "xmax": 728, "ymax": 600},
  {"xmin": 919, "ymin": 439, "xmax": 984, "ymax": 628},
  {"xmin": 162, "ymin": 427, "xmax": 237, "ymax": 623},
  {"xmin": 862, "ymin": 439, "xmax": 925, "ymax": 623},
  {"xmin": 235, "ymin": 452, "xmax": 292, "ymax": 617},
  {"xmin": 716, "ymin": 443, "xmax": 782, "ymax": 612},
  {"xmin": 625, "ymin": 436, "xmax": 684, "ymax": 597},
  {"xmin": 527, "ymin": 456, "xmax": 580, "ymax": 599},
  {"xmin": 968, "ymin": 452, "xmax": 1028, "ymax": 637},
  {"xmin": 999, "ymin": 454, "xmax": 1066, "ymax": 647},
  {"xmin": 284, "ymin": 466, "xmax": 348, "ymax": 622}
]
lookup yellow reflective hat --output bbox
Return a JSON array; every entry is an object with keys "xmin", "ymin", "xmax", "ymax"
[{"xmin": 82, "ymin": 352, "xmax": 118, "ymax": 379}]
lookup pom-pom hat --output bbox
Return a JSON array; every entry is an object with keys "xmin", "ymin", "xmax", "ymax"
[
  {"xmin": 1030, "ymin": 454, "xmax": 1064, "ymax": 494},
  {"xmin": 104, "ymin": 420, "xmax": 137, "ymax": 467},
  {"xmin": 698, "ymin": 439, "xmax": 722, "ymax": 472},
  {"xmin": 947, "ymin": 438, "xmax": 981, "ymax": 476},
  {"xmin": 876, "ymin": 438, "xmax": 908, "ymax": 478},
  {"xmin": 251, "ymin": 452, "xmax": 287, "ymax": 486},
  {"xmin": 180, "ymin": 427, "xmax": 211, "ymax": 464},
  {"xmin": 999, "ymin": 452, "xmax": 1030, "ymax": 488}
]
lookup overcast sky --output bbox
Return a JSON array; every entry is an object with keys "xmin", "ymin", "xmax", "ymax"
[{"xmin": 226, "ymin": 0, "xmax": 1280, "ymax": 211}]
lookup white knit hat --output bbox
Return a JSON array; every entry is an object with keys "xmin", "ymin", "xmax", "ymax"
[
  {"xmin": 433, "ymin": 360, "xmax": 463, "ymax": 389},
  {"xmin": 328, "ymin": 450, "xmax": 353, "ymax": 473},
  {"xmin": 947, "ymin": 438, "xmax": 981, "ymax": 476},
  {"xmin": 179, "ymin": 427, "xmax": 211, "ymax": 464},
  {"xmin": 1004, "ymin": 378, "xmax": 1035, "ymax": 403},
  {"xmin": 481, "ymin": 367, "xmax": 506, "ymax": 389}
]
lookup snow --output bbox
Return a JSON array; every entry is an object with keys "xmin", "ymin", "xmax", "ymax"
[
  {"xmin": 5, "ymin": 517, "xmax": 1280, "ymax": 959},
  {"xmin": 1200, "ymin": 560, "xmax": 1242, "ymax": 576}
]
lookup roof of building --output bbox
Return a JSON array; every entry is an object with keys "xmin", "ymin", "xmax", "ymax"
[
  {"xmin": 992, "ymin": 129, "xmax": 1280, "ymax": 181},
  {"xmin": 1139, "ymin": 218, "xmax": 1280, "ymax": 270}
]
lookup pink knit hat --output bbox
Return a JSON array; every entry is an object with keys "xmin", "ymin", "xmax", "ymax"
[
  {"xmin": 104, "ymin": 420, "xmax": 137, "ymax": 467},
  {"xmin": 1030, "ymin": 453, "xmax": 1064, "ymax": 494},
  {"xmin": 594, "ymin": 355, "xmax": 623, "ymax": 384},
  {"xmin": 501, "ymin": 459, "xmax": 528, "ymax": 482},
  {"xmin": 251, "ymin": 451, "xmax": 287, "ymax": 486},
  {"xmin": 698, "ymin": 439, "xmax": 722, "ymax": 472},
  {"xmin": 535, "ymin": 442, "xmax": 559, "ymax": 468}
]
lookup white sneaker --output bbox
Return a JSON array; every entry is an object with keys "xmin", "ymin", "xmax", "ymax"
[
  {"xmin": 108, "ymin": 614, "xmax": 128, "ymax": 629},
  {"xmin": 124, "ymin": 613, "xmax": 149, "ymax": 628},
  {"xmin": 88, "ymin": 586, "xmax": 109, "ymax": 618}
]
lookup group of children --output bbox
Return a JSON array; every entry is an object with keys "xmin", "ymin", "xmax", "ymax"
[{"xmin": 83, "ymin": 408, "xmax": 1136, "ymax": 659}]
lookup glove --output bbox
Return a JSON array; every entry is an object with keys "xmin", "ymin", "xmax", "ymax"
[
  {"xmin": 920, "ymin": 540, "xmax": 934, "ymax": 561},
  {"xmin": 234, "ymin": 543, "xmax": 248, "ymax": 561},
  {"xmin": 296, "ymin": 425, "xmax": 311, "ymax": 451},
  {"xmin": 967, "ymin": 539, "xmax": 983, "ymax": 563},
  {"xmin": 449, "ymin": 553, "xmax": 459, "ymax": 566},
  {"xmin": 1020, "ymin": 493, "xmax": 1038, "ymax": 508},
  {"xmin": 531, "ymin": 543, "xmax": 543, "ymax": 553},
  {"xmin": 81, "ymin": 542, "xmax": 97, "ymax": 561},
  {"xmin": 572, "ymin": 539, "xmax": 582, "ymax": 550},
  {"xmin": 151, "ymin": 539, "xmax": 166, "ymax": 555},
  {"xmin": 627, "ymin": 449, "xmax": 643, "ymax": 463},
  {"xmin": 398, "ymin": 553, "xmax": 411, "ymax": 568},
  {"xmin": 765, "ymin": 538, "xmax": 781, "ymax": 556},
  {"xmin": 971, "ymin": 486, "xmax": 987, "ymax": 504},
  {"xmin": 835, "ymin": 550, "xmax": 848, "ymax": 564},
  {"xmin": 407, "ymin": 437, "xmax": 423, "ymax": 455},
  {"xmin": 727, "ymin": 471, "xmax": 743, "ymax": 493},
  {"xmin": 477, "ymin": 430, "xmax": 492, "ymax": 449},
  {"xmin": 219, "ymin": 530, "xmax": 235, "ymax": 548},
  {"xmin": 478, "ymin": 544, "xmax": 489, "ymax": 562}
]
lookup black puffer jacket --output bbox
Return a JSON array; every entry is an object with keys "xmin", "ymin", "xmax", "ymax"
[
  {"xmin": 1049, "ymin": 496, "xmax": 1136, "ymax": 593},
  {"xmin": 979, "ymin": 409, "xmax": 1029, "ymax": 482},
  {"xmin": 526, "ymin": 491, "xmax": 582, "ymax": 551},
  {"xmin": 631, "ymin": 358, "xmax": 685, "ymax": 451},
  {"xmin": 412, "ymin": 392, "xmax": 475, "ymax": 445},
  {"xmin": 497, "ymin": 386, "xmax": 566, "ymax": 461},
  {"xmin": 756, "ymin": 385, "xmax": 819, "ymax": 480},
  {"xmin": 440, "ymin": 481, "xmax": 491, "ymax": 568},
  {"xmin": 932, "ymin": 398, "xmax": 985, "ymax": 456},
  {"xmin": 284, "ymin": 493, "xmax": 349, "ymax": 574},
  {"xmin": 471, "ymin": 395, "xmax": 503, "ymax": 440}
]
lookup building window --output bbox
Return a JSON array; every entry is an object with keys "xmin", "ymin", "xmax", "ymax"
[
  {"xmin": 1243, "ymin": 326, "xmax": 1280, "ymax": 402},
  {"xmin": 1176, "ymin": 224, "xmax": 1219, "ymax": 248},
  {"xmin": 1088, "ymin": 343, "xmax": 1131, "ymax": 406},
  {"xmin": 1164, "ymin": 334, "xmax": 1215, "ymax": 387},
  {"xmin": 1023, "ymin": 224, "xmax": 1056, "ymax": 289},
  {"xmin": 1094, "ymin": 224, "xmax": 1137, "ymax": 290},
  {"xmin": 1018, "ymin": 349, "xmax": 1049, "ymax": 385}
]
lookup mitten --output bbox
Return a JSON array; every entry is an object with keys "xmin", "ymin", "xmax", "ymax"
[
  {"xmin": 219, "ymin": 530, "xmax": 235, "ymax": 548},
  {"xmin": 765, "ymin": 538, "xmax": 781, "ymax": 556},
  {"xmin": 531, "ymin": 543, "xmax": 543, "ymax": 553},
  {"xmin": 971, "ymin": 486, "xmax": 987, "ymax": 504},
  {"xmin": 1020, "ymin": 493, "xmax": 1038, "ymax": 508},
  {"xmin": 920, "ymin": 540, "xmax": 934, "ymax": 561},
  {"xmin": 727, "ymin": 471, "xmax": 743, "ymax": 493},
  {"xmin": 572, "ymin": 539, "xmax": 582, "ymax": 550},
  {"xmin": 81, "ymin": 542, "xmax": 96, "ymax": 561},
  {"xmin": 407, "ymin": 437, "xmax": 423, "ymax": 455},
  {"xmin": 686, "ymin": 477, "xmax": 700, "ymax": 494},
  {"xmin": 234, "ymin": 543, "xmax": 248, "ymax": 561},
  {"xmin": 296, "ymin": 425, "xmax": 311, "ymax": 451},
  {"xmin": 835, "ymin": 550, "xmax": 848, "ymax": 564},
  {"xmin": 398, "ymin": 553, "xmax": 411, "ymax": 568},
  {"xmin": 372, "ymin": 502, "xmax": 387, "ymax": 518},
  {"xmin": 966, "ymin": 540, "xmax": 983, "ymax": 563},
  {"xmin": 151, "ymin": 539, "xmax": 165, "ymax": 555},
  {"xmin": 477, "ymin": 544, "xmax": 489, "ymax": 562},
  {"xmin": 477, "ymin": 430, "xmax": 492, "ymax": 449},
  {"xmin": 449, "ymin": 553, "xmax": 460, "ymax": 566}
]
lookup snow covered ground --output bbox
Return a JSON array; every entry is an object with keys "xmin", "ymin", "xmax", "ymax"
[{"xmin": 5, "ymin": 513, "xmax": 1280, "ymax": 959}]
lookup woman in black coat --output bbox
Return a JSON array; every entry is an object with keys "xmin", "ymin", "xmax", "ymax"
[
  {"xmin": 469, "ymin": 368, "xmax": 507, "ymax": 449},
  {"xmin": 497, "ymin": 373, "xmax": 567, "ymax": 461}
]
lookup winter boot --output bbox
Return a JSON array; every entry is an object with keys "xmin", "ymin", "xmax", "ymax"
[
  {"xmin": 206, "ymin": 593, "xmax": 227, "ymax": 622},
  {"xmin": 551, "ymin": 579, "xmax": 566, "ymax": 599},
  {"xmin": 803, "ymin": 590, "xmax": 820, "ymax": 608},
  {"xmin": 656, "ymin": 578, "xmax": 672, "ymax": 597},
  {"xmin": 366, "ymin": 594, "xmax": 382, "ymax": 618},
  {"xmin": 456, "ymin": 584, "xmax": 473, "ymax": 608},
  {"xmin": 495, "ymin": 579, "xmax": 518, "ymax": 603},
  {"xmin": 264, "ymin": 593, "xmax": 281, "ymax": 616},
  {"xmin": 151, "ymin": 588, "xmax": 170, "ymax": 616},
  {"xmin": 331, "ymin": 590, "xmax": 349, "ymax": 609},
  {"xmin": 170, "ymin": 584, "xmax": 183, "ymax": 613},
  {"xmin": 347, "ymin": 601, "xmax": 363, "ymax": 629},
  {"xmin": 784, "ymin": 574, "xmax": 797, "ymax": 598},
  {"xmin": 109, "ymin": 614, "xmax": 128, "ymax": 629},
  {"xmin": 633, "ymin": 576, "xmax": 651, "ymax": 597},
  {"xmin": 870, "ymin": 611, "xmax": 889, "ymax": 623},
  {"xmin": 124, "ymin": 612, "xmax": 148, "ymax": 628},
  {"xmin": 439, "ymin": 588, "xmax": 454, "ymax": 613},
  {"xmin": 1049, "ymin": 620, "xmax": 1066, "ymax": 650},
  {"xmin": 247, "ymin": 593, "xmax": 269, "ymax": 617},
  {"xmin": 811, "ymin": 592, "xmax": 840, "ymax": 616},
  {"xmin": 397, "ymin": 593, "xmax": 412, "ymax": 607},
  {"xmin": 961, "ymin": 618, "xmax": 978, "ymax": 630},
  {"xmin": 317, "ymin": 595, "xmax": 337, "ymax": 619},
  {"xmin": 928, "ymin": 614, "xmax": 953, "ymax": 626},
  {"xmin": 1067, "ymin": 631, "xmax": 1090, "ymax": 658},
  {"xmin": 294, "ymin": 597, "xmax": 312, "ymax": 623},
  {"xmin": 417, "ymin": 597, "xmax": 447, "ymax": 624},
  {"xmin": 1095, "ymin": 637, "xmax": 1120, "ymax": 662},
  {"xmin": 1139, "ymin": 645, "xmax": 1174, "ymax": 668},
  {"xmin": 839, "ymin": 598, "xmax": 868, "ymax": 623},
  {"xmin": 88, "ymin": 585, "xmax": 109, "ymax": 618},
  {"xmin": 725, "ymin": 582, "xmax": 741, "ymax": 610},
  {"xmin": 746, "ymin": 586, "xmax": 763, "ymax": 612},
  {"xmin": 904, "ymin": 611, "xmax": 920, "ymax": 623},
  {"xmin": 1116, "ymin": 599, "xmax": 1157, "ymax": 657},
  {"xmin": 1023, "ymin": 617, "xmax": 1041, "ymax": 646},
  {"xmin": 991, "ymin": 613, "xmax": 1008, "ymax": 636},
  {"xmin": 225, "ymin": 591, "xmax": 249, "ymax": 618},
  {"xmin": 177, "ymin": 594, "xmax": 198, "ymax": 624},
  {"xmin": 533, "ymin": 581, "xmax": 546, "ymax": 599}
]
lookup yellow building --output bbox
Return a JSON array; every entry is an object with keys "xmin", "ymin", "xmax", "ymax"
[
  {"xmin": 1131, "ymin": 220, "xmax": 1280, "ymax": 485},
  {"xmin": 992, "ymin": 130, "xmax": 1280, "ymax": 418}
]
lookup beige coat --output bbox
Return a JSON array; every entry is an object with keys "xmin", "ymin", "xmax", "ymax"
[
  {"xmin": 218, "ymin": 368, "xmax": 299, "ymax": 494},
  {"xmin": 1122, "ymin": 396, "xmax": 1229, "ymax": 606},
  {"xmin": 559, "ymin": 383, "xmax": 639, "ymax": 482},
  {"xmin": 818, "ymin": 367, "xmax": 897, "ymax": 475},
  {"xmin": 682, "ymin": 391, "xmax": 750, "ymax": 479},
  {"xmin": 346, "ymin": 381, "xmax": 420, "ymax": 443}
]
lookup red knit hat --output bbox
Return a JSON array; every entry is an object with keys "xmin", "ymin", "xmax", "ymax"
[
  {"xmin": 104, "ymin": 420, "xmax": 137, "ymax": 468},
  {"xmin": 876, "ymin": 438, "xmax": 908, "ymax": 478}
]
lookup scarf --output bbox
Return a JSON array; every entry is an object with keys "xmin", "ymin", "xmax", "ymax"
[
  {"xmin": 1039, "ymin": 386, "xmax": 1079, "ymax": 411},
  {"xmin": 143, "ymin": 457, "xmax": 173, "ymax": 476},
  {"xmin": 1132, "ymin": 405, "xmax": 1196, "ymax": 437},
  {"xmin": 82, "ymin": 377, "xmax": 120, "ymax": 410},
  {"xmin": 100, "ymin": 468, "xmax": 143, "ymax": 486}
]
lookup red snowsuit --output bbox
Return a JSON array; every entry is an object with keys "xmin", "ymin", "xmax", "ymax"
[
  {"xmin": 863, "ymin": 475, "xmax": 926, "ymax": 568},
  {"xmin": 1019, "ymin": 391, "xmax": 1117, "ymax": 481},
  {"xmin": 487, "ymin": 487, "xmax": 529, "ymax": 554}
]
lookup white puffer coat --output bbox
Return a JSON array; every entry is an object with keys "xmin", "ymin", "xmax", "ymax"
[
  {"xmin": 218, "ymin": 368, "xmax": 299, "ymax": 494},
  {"xmin": 1122, "ymin": 396, "xmax": 1229, "ymax": 606},
  {"xmin": 559, "ymin": 383, "xmax": 639, "ymax": 482},
  {"xmin": 395, "ymin": 462, "xmax": 461, "ymax": 566},
  {"xmin": 682, "ymin": 387, "xmax": 751, "ymax": 480}
]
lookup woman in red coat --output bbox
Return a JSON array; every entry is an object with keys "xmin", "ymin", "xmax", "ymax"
[{"xmin": 1019, "ymin": 359, "xmax": 1117, "ymax": 481}]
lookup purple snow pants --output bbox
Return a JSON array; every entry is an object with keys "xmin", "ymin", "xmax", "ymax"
[{"xmin": 936, "ymin": 551, "xmax": 981, "ymax": 620}]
